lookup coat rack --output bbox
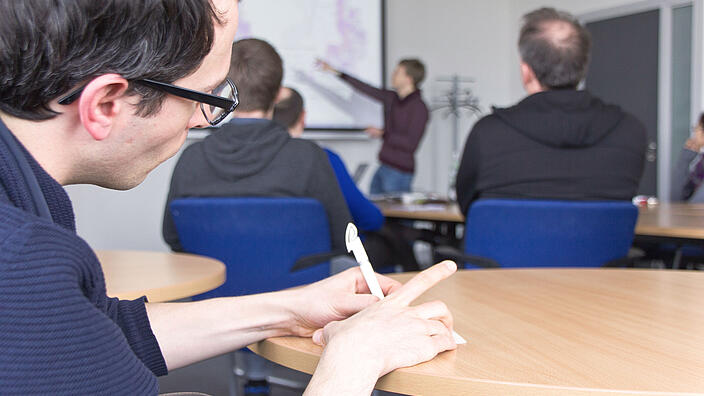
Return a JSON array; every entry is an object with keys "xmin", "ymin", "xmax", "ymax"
[{"xmin": 431, "ymin": 75, "xmax": 482, "ymax": 199}]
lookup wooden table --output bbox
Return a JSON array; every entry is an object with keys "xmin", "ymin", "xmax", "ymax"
[
  {"xmin": 378, "ymin": 201, "xmax": 704, "ymax": 242},
  {"xmin": 636, "ymin": 203, "xmax": 704, "ymax": 242},
  {"xmin": 97, "ymin": 250, "xmax": 226, "ymax": 302},
  {"xmin": 250, "ymin": 269, "xmax": 704, "ymax": 395},
  {"xmin": 378, "ymin": 201, "xmax": 464, "ymax": 223}
]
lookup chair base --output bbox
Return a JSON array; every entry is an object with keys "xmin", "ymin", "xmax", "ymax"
[{"xmin": 229, "ymin": 351, "xmax": 308, "ymax": 396}]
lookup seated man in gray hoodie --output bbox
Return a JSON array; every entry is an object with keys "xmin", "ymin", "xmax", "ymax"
[
  {"xmin": 455, "ymin": 7, "xmax": 647, "ymax": 215},
  {"xmin": 163, "ymin": 38, "xmax": 351, "ymax": 252}
]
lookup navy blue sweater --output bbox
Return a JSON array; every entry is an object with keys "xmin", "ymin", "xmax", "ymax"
[{"xmin": 0, "ymin": 120, "xmax": 166, "ymax": 395}]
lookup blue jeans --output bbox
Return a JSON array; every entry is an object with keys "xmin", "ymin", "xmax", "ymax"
[{"xmin": 370, "ymin": 164, "xmax": 413, "ymax": 195}]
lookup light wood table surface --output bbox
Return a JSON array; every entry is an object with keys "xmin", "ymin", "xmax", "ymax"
[
  {"xmin": 97, "ymin": 250, "xmax": 226, "ymax": 302},
  {"xmin": 636, "ymin": 203, "xmax": 704, "ymax": 240},
  {"xmin": 250, "ymin": 269, "xmax": 704, "ymax": 395},
  {"xmin": 378, "ymin": 201, "xmax": 704, "ymax": 242},
  {"xmin": 377, "ymin": 201, "xmax": 465, "ymax": 223}
]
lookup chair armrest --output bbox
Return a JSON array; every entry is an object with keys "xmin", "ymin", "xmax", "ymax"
[
  {"xmin": 434, "ymin": 245, "xmax": 500, "ymax": 269},
  {"xmin": 291, "ymin": 250, "xmax": 350, "ymax": 272}
]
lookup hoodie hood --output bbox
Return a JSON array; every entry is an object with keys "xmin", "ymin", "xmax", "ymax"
[
  {"xmin": 201, "ymin": 118, "xmax": 290, "ymax": 181},
  {"xmin": 493, "ymin": 90, "xmax": 625, "ymax": 148}
]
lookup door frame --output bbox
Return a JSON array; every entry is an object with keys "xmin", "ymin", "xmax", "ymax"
[{"xmin": 580, "ymin": 0, "xmax": 701, "ymax": 201}]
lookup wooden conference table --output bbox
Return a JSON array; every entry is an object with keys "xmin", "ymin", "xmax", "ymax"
[
  {"xmin": 378, "ymin": 201, "xmax": 704, "ymax": 243},
  {"xmin": 377, "ymin": 201, "xmax": 464, "ymax": 223},
  {"xmin": 250, "ymin": 269, "xmax": 704, "ymax": 395},
  {"xmin": 636, "ymin": 203, "xmax": 704, "ymax": 243},
  {"xmin": 97, "ymin": 250, "xmax": 226, "ymax": 302}
]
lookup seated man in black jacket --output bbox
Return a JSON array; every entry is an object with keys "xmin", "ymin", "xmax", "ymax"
[
  {"xmin": 455, "ymin": 7, "xmax": 647, "ymax": 216},
  {"xmin": 163, "ymin": 38, "xmax": 351, "ymax": 252}
]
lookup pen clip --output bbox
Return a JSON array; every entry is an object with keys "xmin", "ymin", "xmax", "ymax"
[{"xmin": 345, "ymin": 223, "xmax": 369, "ymax": 263}]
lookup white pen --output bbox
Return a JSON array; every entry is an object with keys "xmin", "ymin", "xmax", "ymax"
[
  {"xmin": 345, "ymin": 223, "xmax": 385, "ymax": 299},
  {"xmin": 344, "ymin": 223, "xmax": 467, "ymax": 344}
]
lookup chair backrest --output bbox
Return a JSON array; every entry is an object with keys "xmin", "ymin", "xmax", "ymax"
[
  {"xmin": 463, "ymin": 199, "xmax": 638, "ymax": 268},
  {"xmin": 170, "ymin": 197, "xmax": 331, "ymax": 299}
]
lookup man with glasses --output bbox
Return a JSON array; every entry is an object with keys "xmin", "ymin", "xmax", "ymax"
[
  {"xmin": 0, "ymin": 1, "xmax": 456, "ymax": 395},
  {"xmin": 163, "ymin": 38, "xmax": 352, "ymax": 256},
  {"xmin": 59, "ymin": 78, "xmax": 239, "ymax": 127}
]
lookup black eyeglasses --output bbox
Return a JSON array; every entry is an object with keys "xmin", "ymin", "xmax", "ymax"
[{"xmin": 58, "ymin": 78, "xmax": 239, "ymax": 126}]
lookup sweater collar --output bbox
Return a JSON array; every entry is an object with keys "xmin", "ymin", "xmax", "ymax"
[{"xmin": 0, "ymin": 119, "xmax": 76, "ymax": 231}]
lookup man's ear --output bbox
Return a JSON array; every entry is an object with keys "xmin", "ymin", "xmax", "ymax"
[
  {"xmin": 520, "ymin": 61, "xmax": 545, "ymax": 94},
  {"xmin": 297, "ymin": 109, "xmax": 306, "ymax": 129},
  {"xmin": 275, "ymin": 86, "xmax": 289, "ymax": 104},
  {"xmin": 520, "ymin": 61, "xmax": 535, "ymax": 87},
  {"xmin": 77, "ymin": 74, "xmax": 130, "ymax": 141}
]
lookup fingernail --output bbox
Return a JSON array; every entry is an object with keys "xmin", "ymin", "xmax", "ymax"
[
  {"xmin": 312, "ymin": 331, "xmax": 322, "ymax": 345},
  {"xmin": 445, "ymin": 261, "xmax": 457, "ymax": 271}
]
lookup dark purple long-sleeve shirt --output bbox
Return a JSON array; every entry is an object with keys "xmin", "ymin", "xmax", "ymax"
[{"xmin": 340, "ymin": 73, "xmax": 429, "ymax": 174}]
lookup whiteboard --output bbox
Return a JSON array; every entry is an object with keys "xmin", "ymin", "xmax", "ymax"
[{"xmin": 235, "ymin": 0, "xmax": 385, "ymax": 130}]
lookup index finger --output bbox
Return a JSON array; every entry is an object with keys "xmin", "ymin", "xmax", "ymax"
[{"xmin": 390, "ymin": 261, "xmax": 457, "ymax": 306}]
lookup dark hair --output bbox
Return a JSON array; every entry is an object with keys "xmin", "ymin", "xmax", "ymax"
[
  {"xmin": 518, "ymin": 7, "xmax": 591, "ymax": 89},
  {"xmin": 699, "ymin": 112, "xmax": 704, "ymax": 127},
  {"xmin": 273, "ymin": 88, "xmax": 304, "ymax": 129},
  {"xmin": 228, "ymin": 39, "xmax": 283, "ymax": 112},
  {"xmin": 399, "ymin": 59, "xmax": 426, "ymax": 88},
  {"xmin": 0, "ymin": 0, "xmax": 222, "ymax": 121}
]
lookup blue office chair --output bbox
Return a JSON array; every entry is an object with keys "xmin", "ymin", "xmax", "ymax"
[
  {"xmin": 453, "ymin": 199, "xmax": 638, "ymax": 269},
  {"xmin": 170, "ymin": 197, "xmax": 332, "ymax": 298},
  {"xmin": 169, "ymin": 197, "xmax": 334, "ymax": 396}
]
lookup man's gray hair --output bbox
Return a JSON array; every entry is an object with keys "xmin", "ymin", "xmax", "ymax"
[{"xmin": 518, "ymin": 7, "xmax": 591, "ymax": 89}]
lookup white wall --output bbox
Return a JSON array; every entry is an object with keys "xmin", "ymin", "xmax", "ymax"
[
  {"xmin": 67, "ymin": 0, "xmax": 649, "ymax": 252},
  {"xmin": 385, "ymin": 0, "xmax": 515, "ymax": 196},
  {"xmin": 66, "ymin": 143, "xmax": 187, "ymax": 252}
]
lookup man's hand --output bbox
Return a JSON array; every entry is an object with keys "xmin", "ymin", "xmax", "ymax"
[
  {"xmin": 303, "ymin": 261, "xmax": 458, "ymax": 395},
  {"xmin": 314, "ymin": 261, "xmax": 457, "ymax": 376},
  {"xmin": 686, "ymin": 124, "xmax": 704, "ymax": 152},
  {"xmin": 316, "ymin": 59, "xmax": 339, "ymax": 75},
  {"xmin": 288, "ymin": 267, "xmax": 403, "ymax": 337},
  {"xmin": 366, "ymin": 126, "xmax": 384, "ymax": 138}
]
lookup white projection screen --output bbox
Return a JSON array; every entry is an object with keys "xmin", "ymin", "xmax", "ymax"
[{"xmin": 235, "ymin": 0, "xmax": 386, "ymax": 130}]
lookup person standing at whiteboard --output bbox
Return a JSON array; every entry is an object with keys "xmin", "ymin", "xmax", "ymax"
[{"xmin": 318, "ymin": 58, "xmax": 429, "ymax": 195}]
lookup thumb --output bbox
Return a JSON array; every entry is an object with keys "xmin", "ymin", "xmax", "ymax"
[{"xmin": 312, "ymin": 329, "xmax": 325, "ymax": 346}]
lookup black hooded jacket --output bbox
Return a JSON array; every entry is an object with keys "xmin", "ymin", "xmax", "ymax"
[
  {"xmin": 455, "ymin": 90, "xmax": 647, "ymax": 215},
  {"xmin": 163, "ymin": 118, "xmax": 351, "ymax": 252}
]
